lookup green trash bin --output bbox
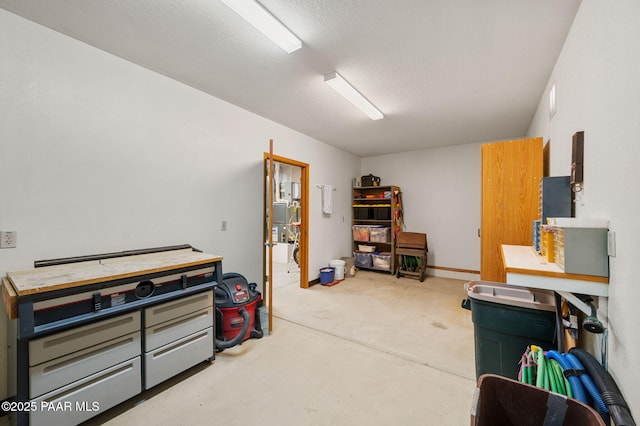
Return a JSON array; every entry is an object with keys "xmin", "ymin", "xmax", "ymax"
[{"xmin": 464, "ymin": 281, "xmax": 557, "ymax": 380}]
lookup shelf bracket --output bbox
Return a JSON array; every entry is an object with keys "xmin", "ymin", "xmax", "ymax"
[{"xmin": 556, "ymin": 291, "xmax": 591, "ymax": 316}]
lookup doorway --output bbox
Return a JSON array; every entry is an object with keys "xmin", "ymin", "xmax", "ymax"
[{"xmin": 263, "ymin": 153, "xmax": 309, "ymax": 332}]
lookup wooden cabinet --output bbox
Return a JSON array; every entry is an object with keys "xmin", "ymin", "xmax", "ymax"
[
  {"xmin": 480, "ymin": 138, "xmax": 543, "ymax": 282},
  {"xmin": 352, "ymin": 185, "xmax": 403, "ymax": 273}
]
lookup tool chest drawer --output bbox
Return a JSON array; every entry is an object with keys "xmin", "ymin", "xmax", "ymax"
[
  {"xmin": 144, "ymin": 327, "xmax": 213, "ymax": 389},
  {"xmin": 145, "ymin": 306, "xmax": 213, "ymax": 352},
  {"xmin": 30, "ymin": 357, "xmax": 142, "ymax": 426},
  {"xmin": 29, "ymin": 331, "xmax": 141, "ymax": 398},
  {"xmin": 145, "ymin": 291, "xmax": 213, "ymax": 327},
  {"xmin": 29, "ymin": 311, "xmax": 140, "ymax": 366}
]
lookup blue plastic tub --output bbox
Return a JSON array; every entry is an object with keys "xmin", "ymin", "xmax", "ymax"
[{"xmin": 320, "ymin": 267, "xmax": 335, "ymax": 285}]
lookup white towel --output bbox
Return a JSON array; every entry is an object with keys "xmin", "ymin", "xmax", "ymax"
[{"xmin": 321, "ymin": 185, "xmax": 333, "ymax": 214}]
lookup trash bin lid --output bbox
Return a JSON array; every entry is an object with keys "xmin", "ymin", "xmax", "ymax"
[{"xmin": 465, "ymin": 281, "xmax": 556, "ymax": 312}]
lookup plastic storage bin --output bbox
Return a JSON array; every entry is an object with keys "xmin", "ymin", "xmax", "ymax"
[
  {"xmin": 464, "ymin": 281, "xmax": 556, "ymax": 380},
  {"xmin": 373, "ymin": 207, "xmax": 391, "ymax": 220},
  {"xmin": 352, "ymin": 225, "xmax": 370, "ymax": 241},
  {"xmin": 369, "ymin": 227, "xmax": 390, "ymax": 242},
  {"xmin": 371, "ymin": 253, "xmax": 391, "ymax": 270},
  {"xmin": 353, "ymin": 207, "xmax": 372, "ymax": 220},
  {"xmin": 354, "ymin": 252, "xmax": 372, "ymax": 268},
  {"xmin": 471, "ymin": 374, "xmax": 606, "ymax": 426}
]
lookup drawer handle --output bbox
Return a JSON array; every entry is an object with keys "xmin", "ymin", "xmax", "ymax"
[
  {"xmin": 150, "ymin": 294, "xmax": 210, "ymax": 316},
  {"xmin": 40, "ymin": 361, "xmax": 137, "ymax": 402},
  {"xmin": 42, "ymin": 336, "xmax": 136, "ymax": 374},
  {"xmin": 151, "ymin": 310, "xmax": 211, "ymax": 334},
  {"xmin": 152, "ymin": 330, "xmax": 209, "ymax": 359},
  {"xmin": 42, "ymin": 316, "xmax": 135, "ymax": 349}
]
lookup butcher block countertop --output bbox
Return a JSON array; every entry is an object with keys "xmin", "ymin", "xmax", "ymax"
[{"xmin": 2, "ymin": 248, "xmax": 222, "ymax": 320}]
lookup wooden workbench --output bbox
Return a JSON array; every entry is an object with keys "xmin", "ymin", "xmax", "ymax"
[{"xmin": 2, "ymin": 248, "xmax": 222, "ymax": 320}]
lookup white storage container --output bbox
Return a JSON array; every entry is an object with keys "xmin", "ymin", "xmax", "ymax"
[
  {"xmin": 370, "ymin": 227, "xmax": 390, "ymax": 243},
  {"xmin": 372, "ymin": 253, "xmax": 391, "ymax": 270},
  {"xmin": 329, "ymin": 259, "xmax": 346, "ymax": 280}
]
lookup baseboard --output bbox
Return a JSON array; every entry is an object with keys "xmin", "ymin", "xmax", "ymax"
[
  {"xmin": 313, "ymin": 267, "xmax": 480, "ymax": 283},
  {"xmin": 426, "ymin": 267, "xmax": 480, "ymax": 282}
]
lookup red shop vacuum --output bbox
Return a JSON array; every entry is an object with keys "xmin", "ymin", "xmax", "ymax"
[{"xmin": 215, "ymin": 272, "xmax": 263, "ymax": 351}]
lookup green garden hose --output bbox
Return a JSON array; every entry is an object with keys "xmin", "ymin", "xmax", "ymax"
[
  {"xmin": 534, "ymin": 346, "xmax": 547, "ymax": 389},
  {"xmin": 551, "ymin": 359, "xmax": 563, "ymax": 394},
  {"xmin": 520, "ymin": 347, "xmax": 536, "ymax": 385},
  {"xmin": 521, "ymin": 346, "xmax": 575, "ymax": 398},
  {"xmin": 548, "ymin": 358, "xmax": 569, "ymax": 396},
  {"xmin": 546, "ymin": 360, "xmax": 557, "ymax": 393}
]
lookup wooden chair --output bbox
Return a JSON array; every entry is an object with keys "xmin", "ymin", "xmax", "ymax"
[{"xmin": 395, "ymin": 232, "xmax": 428, "ymax": 282}]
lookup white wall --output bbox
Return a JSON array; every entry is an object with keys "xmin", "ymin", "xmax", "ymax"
[
  {"xmin": 361, "ymin": 143, "xmax": 481, "ymax": 277},
  {"xmin": 528, "ymin": 0, "xmax": 640, "ymax": 416},
  {"xmin": 0, "ymin": 9, "xmax": 359, "ymax": 399}
]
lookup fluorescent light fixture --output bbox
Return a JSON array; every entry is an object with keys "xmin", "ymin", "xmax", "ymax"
[
  {"xmin": 549, "ymin": 83, "xmax": 557, "ymax": 119},
  {"xmin": 324, "ymin": 71, "xmax": 384, "ymax": 120},
  {"xmin": 220, "ymin": 0, "xmax": 302, "ymax": 53}
]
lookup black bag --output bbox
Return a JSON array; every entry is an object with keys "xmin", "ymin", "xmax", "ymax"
[{"xmin": 361, "ymin": 174, "xmax": 380, "ymax": 187}]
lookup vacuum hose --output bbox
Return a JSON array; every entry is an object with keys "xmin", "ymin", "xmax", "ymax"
[
  {"xmin": 563, "ymin": 353, "xmax": 609, "ymax": 422},
  {"xmin": 250, "ymin": 305, "xmax": 264, "ymax": 339},
  {"xmin": 215, "ymin": 307, "xmax": 251, "ymax": 350},
  {"xmin": 546, "ymin": 350, "xmax": 588, "ymax": 404},
  {"xmin": 570, "ymin": 348, "xmax": 636, "ymax": 426}
]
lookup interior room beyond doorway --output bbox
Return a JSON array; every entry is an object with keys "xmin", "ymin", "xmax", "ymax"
[{"xmin": 271, "ymin": 161, "xmax": 302, "ymax": 290}]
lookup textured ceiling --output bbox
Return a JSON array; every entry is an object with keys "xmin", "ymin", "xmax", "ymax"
[{"xmin": 0, "ymin": 0, "xmax": 581, "ymax": 156}]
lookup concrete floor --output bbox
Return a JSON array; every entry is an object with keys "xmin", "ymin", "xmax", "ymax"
[
  {"xmin": 82, "ymin": 269, "xmax": 477, "ymax": 425},
  {"xmin": 0, "ymin": 268, "xmax": 477, "ymax": 426}
]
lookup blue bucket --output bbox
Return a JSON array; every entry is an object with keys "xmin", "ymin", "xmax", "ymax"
[{"xmin": 320, "ymin": 267, "xmax": 335, "ymax": 285}]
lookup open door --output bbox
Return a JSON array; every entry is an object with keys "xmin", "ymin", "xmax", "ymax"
[
  {"xmin": 480, "ymin": 138, "xmax": 542, "ymax": 282},
  {"xmin": 263, "ymin": 147, "xmax": 309, "ymax": 333},
  {"xmin": 263, "ymin": 140, "xmax": 275, "ymax": 333}
]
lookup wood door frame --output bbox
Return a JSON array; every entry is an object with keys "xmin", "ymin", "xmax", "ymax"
[{"xmin": 262, "ymin": 153, "xmax": 310, "ymax": 325}]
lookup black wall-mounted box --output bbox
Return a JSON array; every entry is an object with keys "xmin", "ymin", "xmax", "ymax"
[{"xmin": 571, "ymin": 131, "xmax": 584, "ymax": 185}]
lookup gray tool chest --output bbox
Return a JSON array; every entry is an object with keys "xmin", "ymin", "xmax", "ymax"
[{"xmin": 1, "ymin": 245, "xmax": 222, "ymax": 425}]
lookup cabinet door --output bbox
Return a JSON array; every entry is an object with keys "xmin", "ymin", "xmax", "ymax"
[{"xmin": 481, "ymin": 138, "xmax": 542, "ymax": 282}]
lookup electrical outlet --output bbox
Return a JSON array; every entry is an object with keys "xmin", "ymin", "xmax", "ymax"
[
  {"xmin": 221, "ymin": 221, "xmax": 227, "ymax": 231},
  {"xmin": 0, "ymin": 231, "xmax": 17, "ymax": 248}
]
